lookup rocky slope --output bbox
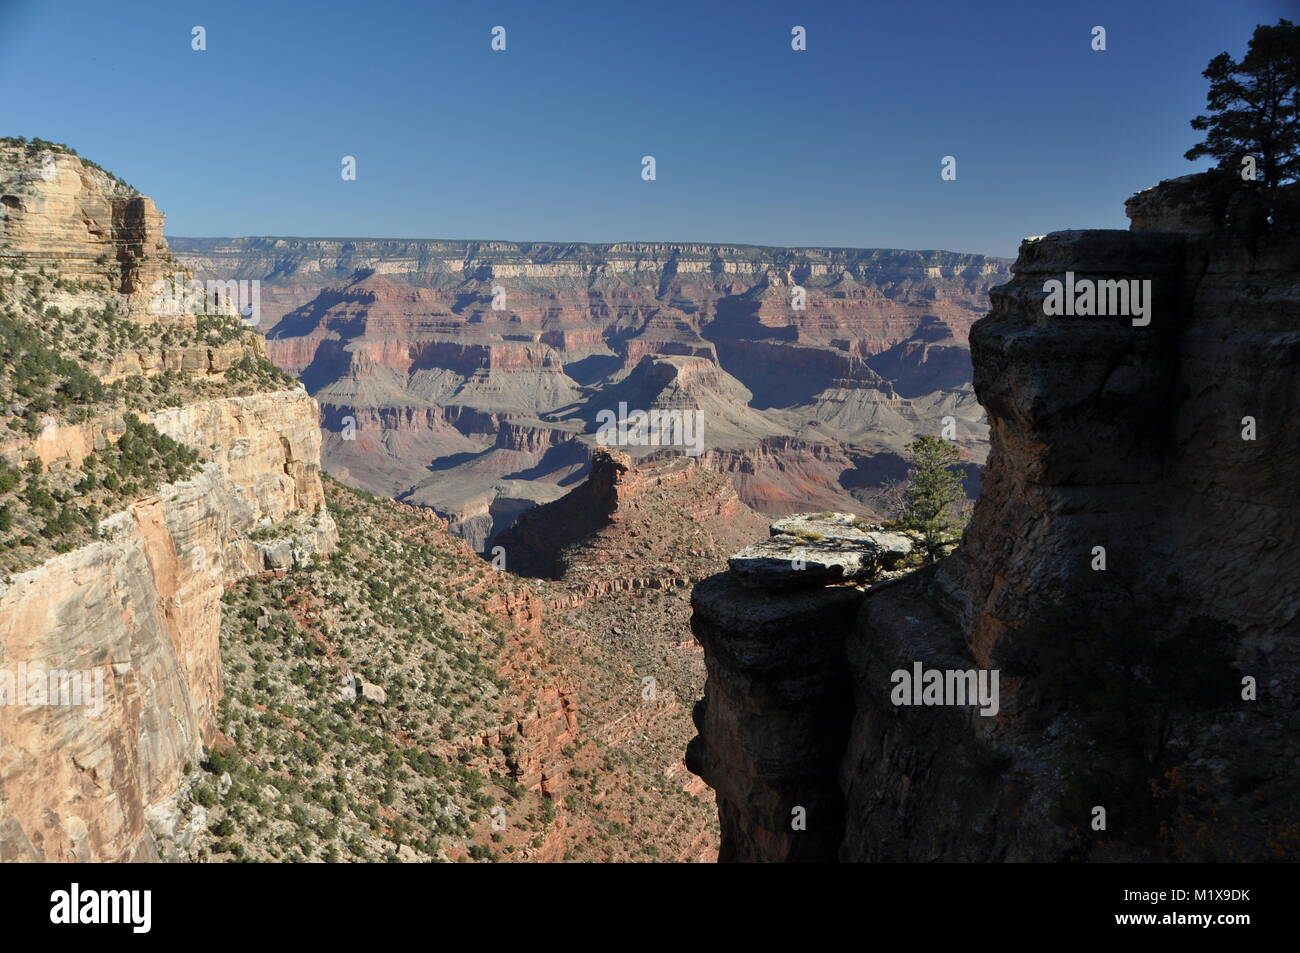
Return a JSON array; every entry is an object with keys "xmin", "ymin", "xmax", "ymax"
[
  {"xmin": 177, "ymin": 453, "xmax": 766, "ymax": 863},
  {"xmin": 173, "ymin": 479, "xmax": 581, "ymax": 863},
  {"xmin": 495, "ymin": 447, "xmax": 769, "ymax": 580},
  {"xmin": 687, "ymin": 172, "xmax": 1300, "ymax": 862},
  {"xmin": 0, "ymin": 140, "xmax": 335, "ymax": 861},
  {"xmin": 172, "ymin": 238, "xmax": 1008, "ymax": 548},
  {"xmin": 495, "ymin": 449, "xmax": 773, "ymax": 860}
]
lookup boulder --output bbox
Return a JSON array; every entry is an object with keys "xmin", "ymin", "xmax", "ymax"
[
  {"xmin": 339, "ymin": 674, "xmax": 357, "ymax": 703},
  {"xmin": 259, "ymin": 539, "xmax": 294, "ymax": 570}
]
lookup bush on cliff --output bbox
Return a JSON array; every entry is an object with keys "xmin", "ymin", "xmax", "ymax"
[{"xmin": 0, "ymin": 415, "xmax": 202, "ymax": 572}]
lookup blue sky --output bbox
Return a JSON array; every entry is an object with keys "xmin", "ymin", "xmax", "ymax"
[{"xmin": 0, "ymin": 0, "xmax": 1287, "ymax": 257}]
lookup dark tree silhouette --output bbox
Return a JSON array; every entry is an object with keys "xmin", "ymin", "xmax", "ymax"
[{"xmin": 1185, "ymin": 19, "xmax": 1300, "ymax": 187}]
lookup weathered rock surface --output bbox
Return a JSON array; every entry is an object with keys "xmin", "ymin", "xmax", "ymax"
[
  {"xmin": 686, "ymin": 573, "xmax": 867, "ymax": 861},
  {"xmin": 728, "ymin": 513, "xmax": 912, "ymax": 589},
  {"xmin": 0, "ymin": 389, "xmax": 334, "ymax": 862},
  {"xmin": 688, "ymin": 173, "xmax": 1300, "ymax": 862},
  {"xmin": 0, "ymin": 146, "xmax": 334, "ymax": 862},
  {"xmin": 0, "ymin": 145, "xmax": 168, "ymax": 298}
]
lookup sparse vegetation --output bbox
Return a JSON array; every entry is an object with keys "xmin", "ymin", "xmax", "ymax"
[
  {"xmin": 0, "ymin": 149, "xmax": 299, "ymax": 572},
  {"xmin": 178, "ymin": 477, "xmax": 720, "ymax": 863},
  {"xmin": 0, "ymin": 414, "xmax": 202, "ymax": 572}
]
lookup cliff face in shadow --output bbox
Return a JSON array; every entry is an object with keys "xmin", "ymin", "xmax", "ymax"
[{"xmin": 687, "ymin": 173, "xmax": 1300, "ymax": 862}]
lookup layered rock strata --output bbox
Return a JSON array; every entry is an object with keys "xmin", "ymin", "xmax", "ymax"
[
  {"xmin": 0, "ymin": 392, "xmax": 335, "ymax": 861},
  {"xmin": 0, "ymin": 144, "xmax": 334, "ymax": 861},
  {"xmin": 173, "ymin": 238, "xmax": 1008, "ymax": 541}
]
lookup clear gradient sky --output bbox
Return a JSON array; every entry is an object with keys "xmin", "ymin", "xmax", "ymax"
[{"xmin": 0, "ymin": 0, "xmax": 1289, "ymax": 257}]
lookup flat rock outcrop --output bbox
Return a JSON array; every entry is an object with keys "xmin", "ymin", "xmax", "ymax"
[{"xmin": 729, "ymin": 513, "xmax": 912, "ymax": 590}]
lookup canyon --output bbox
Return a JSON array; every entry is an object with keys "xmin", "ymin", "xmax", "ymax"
[
  {"xmin": 0, "ymin": 142, "xmax": 768, "ymax": 862},
  {"xmin": 10, "ymin": 140, "xmax": 1289, "ymax": 866},
  {"xmin": 686, "ymin": 172, "xmax": 1300, "ymax": 862},
  {"xmin": 172, "ymin": 237, "xmax": 1006, "ymax": 550}
]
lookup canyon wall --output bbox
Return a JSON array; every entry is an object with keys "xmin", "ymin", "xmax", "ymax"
[
  {"xmin": 0, "ymin": 143, "xmax": 334, "ymax": 861},
  {"xmin": 0, "ymin": 392, "xmax": 334, "ymax": 861},
  {"xmin": 687, "ymin": 173, "xmax": 1300, "ymax": 862},
  {"xmin": 0, "ymin": 147, "xmax": 168, "ymax": 297}
]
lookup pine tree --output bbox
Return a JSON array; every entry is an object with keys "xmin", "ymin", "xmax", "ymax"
[
  {"xmin": 900, "ymin": 435, "xmax": 967, "ymax": 562},
  {"xmin": 1185, "ymin": 19, "xmax": 1300, "ymax": 187}
]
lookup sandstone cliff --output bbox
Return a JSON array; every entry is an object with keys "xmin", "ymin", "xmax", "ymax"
[
  {"xmin": 687, "ymin": 173, "xmax": 1300, "ymax": 862},
  {"xmin": 0, "ymin": 142, "xmax": 164, "ymax": 298},
  {"xmin": 0, "ymin": 141, "xmax": 334, "ymax": 861}
]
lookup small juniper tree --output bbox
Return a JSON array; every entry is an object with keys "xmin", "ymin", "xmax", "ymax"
[
  {"xmin": 1185, "ymin": 19, "xmax": 1300, "ymax": 187},
  {"xmin": 899, "ymin": 435, "xmax": 967, "ymax": 563}
]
